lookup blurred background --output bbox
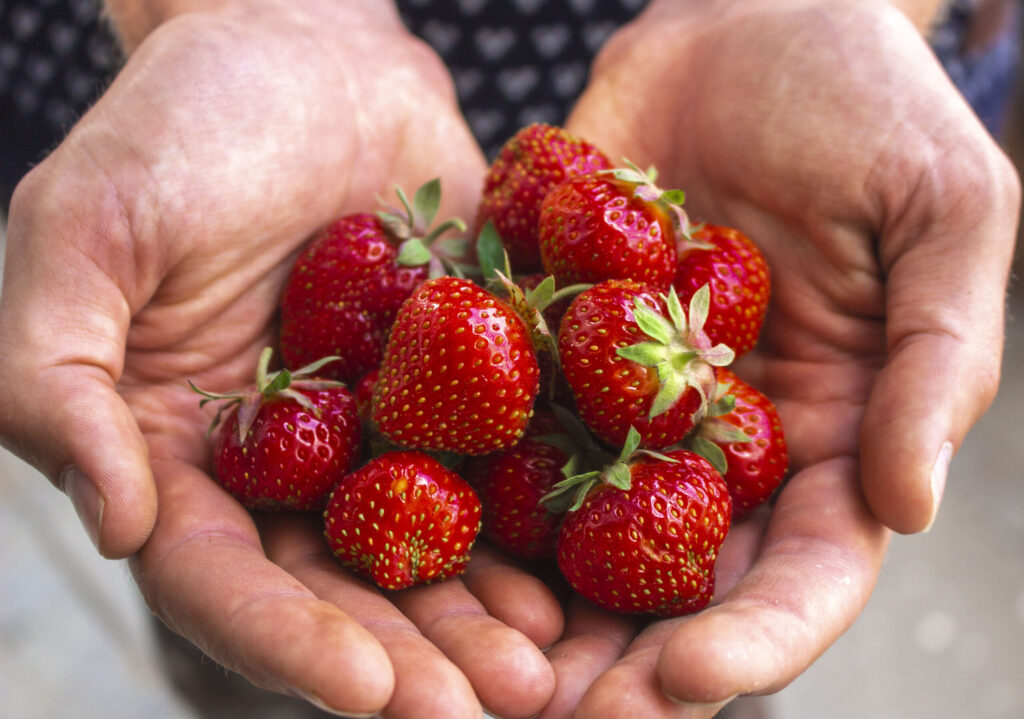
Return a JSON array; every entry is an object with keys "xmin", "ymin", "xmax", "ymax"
[{"xmin": 2, "ymin": 2, "xmax": 1024, "ymax": 718}]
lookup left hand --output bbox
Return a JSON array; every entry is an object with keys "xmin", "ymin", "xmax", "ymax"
[{"xmin": 546, "ymin": 0, "xmax": 1020, "ymax": 715}]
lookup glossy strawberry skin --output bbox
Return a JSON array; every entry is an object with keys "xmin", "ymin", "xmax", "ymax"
[
  {"xmin": 538, "ymin": 173, "xmax": 678, "ymax": 289},
  {"xmin": 213, "ymin": 387, "xmax": 361, "ymax": 512},
  {"xmin": 478, "ymin": 123, "xmax": 612, "ymax": 273},
  {"xmin": 556, "ymin": 450, "xmax": 732, "ymax": 617},
  {"xmin": 558, "ymin": 279, "xmax": 707, "ymax": 449},
  {"xmin": 673, "ymin": 224, "xmax": 770, "ymax": 357},
  {"xmin": 706, "ymin": 368, "xmax": 788, "ymax": 518},
  {"xmin": 371, "ymin": 277, "xmax": 540, "ymax": 455},
  {"xmin": 280, "ymin": 213, "xmax": 427, "ymax": 385},
  {"xmin": 462, "ymin": 408, "xmax": 568, "ymax": 561},
  {"xmin": 324, "ymin": 451, "xmax": 482, "ymax": 590}
]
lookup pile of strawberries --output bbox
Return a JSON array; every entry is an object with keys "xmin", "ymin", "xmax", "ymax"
[{"xmin": 193, "ymin": 124, "xmax": 788, "ymax": 617}]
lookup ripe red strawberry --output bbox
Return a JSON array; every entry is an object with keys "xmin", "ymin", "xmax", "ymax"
[
  {"xmin": 477, "ymin": 123, "xmax": 612, "ymax": 273},
  {"xmin": 371, "ymin": 276, "xmax": 541, "ymax": 455},
  {"xmin": 280, "ymin": 179, "xmax": 465, "ymax": 384},
  {"xmin": 324, "ymin": 450, "xmax": 482, "ymax": 589},
  {"xmin": 352, "ymin": 368, "xmax": 379, "ymax": 424},
  {"xmin": 550, "ymin": 430, "xmax": 732, "ymax": 617},
  {"xmin": 673, "ymin": 224, "xmax": 770, "ymax": 357},
  {"xmin": 537, "ymin": 165, "xmax": 685, "ymax": 289},
  {"xmin": 191, "ymin": 349, "xmax": 361, "ymax": 512},
  {"xmin": 462, "ymin": 407, "xmax": 573, "ymax": 560},
  {"xmin": 687, "ymin": 368, "xmax": 788, "ymax": 518},
  {"xmin": 558, "ymin": 279, "xmax": 734, "ymax": 449}
]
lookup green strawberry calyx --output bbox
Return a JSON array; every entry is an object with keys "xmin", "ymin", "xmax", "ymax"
[
  {"xmin": 541, "ymin": 425, "xmax": 679, "ymax": 513},
  {"xmin": 477, "ymin": 221, "xmax": 590, "ymax": 388},
  {"xmin": 616, "ymin": 284, "xmax": 735, "ymax": 421},
  {"xmin": 189, "ymin": 347, "xmax": 342, "ymax": 443},
  {"xmin": 682, "ymin": 382, "xmax": 754, "ymax": 476},
  {"xmin": 605, "ymin": 160, "xmax": 711, "ymax": 247},
  {"xmin": 376, "ymin": 177, "xmax": 470, "ymax": 279}
]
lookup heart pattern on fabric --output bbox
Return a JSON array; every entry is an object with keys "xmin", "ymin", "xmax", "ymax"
[{"xmin": 398, "ymin": 0, "xmax": 649, "ymax": 157}]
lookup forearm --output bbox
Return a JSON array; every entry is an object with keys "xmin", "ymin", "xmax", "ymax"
[{"xmin": 103, "ymin": 0, "xmax": 402, "ymax": 51}]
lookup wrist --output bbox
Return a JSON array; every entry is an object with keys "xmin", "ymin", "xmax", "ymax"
[{"xmin": 104, "ymin": 0, "xmax": 403, "ymax": 52}]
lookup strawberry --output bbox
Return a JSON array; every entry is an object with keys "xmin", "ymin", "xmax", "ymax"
[
  {"xmin": 686, "ymin": 368, "xmax": 788, "ymax": 518},
  {"xmin": 462, "ymin": 406, "xmax": 574, "ymax": 561},
  {"xmin": 324, "ymin": 450, "xmax": 482, "ymax": 589},
  {"xmin": 537, "ymin": 164, "xmax": 686, "ymax": 289},
  {"xmin": 353, "ymin": 368, "xmax": 379, "ymax": 425},
  {"xmin": 548, "ymin": 428, "xmax": 732, "ymax": 617},
  {"xmin": 673, "ymin": 224, "xmax": 770, "ymax": 357},
  {"xmin": 558, "ymin": 279, "xmax": 734, "ymax": 449},
  {"xmin": 190, "ymin": 348, "xmax": 361, "ymax": 512},
  {"xmin": 371, "ymin": 276, "xmax": 541, "ymax": 455},
  {"xmin": 279, "ymin": 179, "xmax": 465, "ymax": 385},
  {"xmin": 477, "ymin": 123, "xmax": 612, "ymax": 273}
]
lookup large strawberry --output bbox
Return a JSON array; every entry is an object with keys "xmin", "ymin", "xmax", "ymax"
[
  {"xmin": 477, "ymin": 123, "xmax": 612, "ymax": 273},
  {"xmin": 324, "ymin": 450, "xmax": 482, "ymax": 590},
  {"xmin": 548, "ymin": 428, "xmax": 732, "ymax": 617},
  {"xmin": 558, "ymin": 279, "xmax": 734, "ymax": 449},
  {"xmin": 462, "ymin": 406, "xmax": 576, "ymax": 561},
  {"xmin": 279, "ymin": 179, "xmax": 465, "ymax": 385},
  {"xmin": 371, "ymin": 276, "xmax": 540, "ymax": 455},
  {"xmin": 686, "ymin": 368, "xmax": 788, "ymax": 518},
  {"xmin": 537, "ymin": 165, "xmax": 686, "ymax": 289},
  {"xmin": 673, "ymin": 224, "xmax": 770, "ymax": 357},
  {"xmin": 190, "ymin": 348, "xmax": 361, "ymax": 512}
]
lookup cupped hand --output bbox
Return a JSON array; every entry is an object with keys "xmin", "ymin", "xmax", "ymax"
[
  {"xmin": 0, "ymin": 3, "xmax": 558, "ymax": 716},
  {"xmin": 552, "ymin": 0, "xmax": 1020, "ymax": 715}
]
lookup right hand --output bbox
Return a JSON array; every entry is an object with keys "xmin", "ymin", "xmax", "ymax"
[{"xmin": 0, "ymin": 3, "xmax": 560, "ymax": 716}]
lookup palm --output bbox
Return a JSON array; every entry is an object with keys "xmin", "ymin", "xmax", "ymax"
[
  {"xmin": 546, "ymin": 1, "xmax": 1019, "ymax": 714},
  {"xmin": 1, "ymin": 10, "xmax": 565, "ymax": 718}
]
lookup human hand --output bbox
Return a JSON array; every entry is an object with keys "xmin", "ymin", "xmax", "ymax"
[
  {"xmin": 0, "ymin": 2, "xmax": 559, "ymax": 716},
  {"xmin": 547, "ymin": 0, "xmax": 1020, "ymax": 715}
]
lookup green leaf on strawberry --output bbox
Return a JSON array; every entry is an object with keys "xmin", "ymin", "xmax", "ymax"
[{"xmin": 615, "ymin": 284, "xmax": 735, "ymax": 419}]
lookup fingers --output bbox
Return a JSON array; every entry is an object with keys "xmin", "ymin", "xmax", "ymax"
[
  {"xmin": 265, "ymin": 518, "xmax": 558, "ymax": 719},
  {"xmin": 863, "ymin": 137, "xmax": 1021, "ymax": 533},
  {"xmin": 391, "ymin": 574, "xmax": 557, "ymax": 718},
  {"xmin": 538, "ymin": 597, "xmax": 640, "ymax": 719},
  {"xmin": 459, "ymin": 543, "xmax": 565, "ymax": 649},
  {"xmin": 262, "ymin": 515, "xmax": 482, "ymax": 719},
  {"xmin": 132, "ymin": 460, "xmax": 395, "ymax": 716},
  {"xmin": 654, "ymin": 458, "xmax": 889, "ymax": 706},
  {"xmin": 0, "ymin": 167, "xmax": 157, "ymax": 558}
]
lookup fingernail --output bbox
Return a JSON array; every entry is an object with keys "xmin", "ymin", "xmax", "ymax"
[
  {"xmin": 664, "ymin": 691, "xmax": 738, "ymax": 710},
  {"xmin": 293, "ymin": 690, "xmax": 380, "ymax": 718},
  {"xmin": 60, "ymin": 466, "xmax": 104, "ymax": 550},
  {"xmin": 923, "ymin": 441, "xmax": 953, "ymax": 533}
]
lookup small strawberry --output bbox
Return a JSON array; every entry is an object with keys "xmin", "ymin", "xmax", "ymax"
[
  {"xmin": 477, "ymin": 123, "xmax": 612, "ymax": 273},
  {"xmin": 686, "ymin": 368, "xmax": 788, "ymax": 518},
  {"xmin": 558, "ymin": 279, "xmax": 734, "ymax": 449},
  {"xmin": 537, "ymin": 164, "xmax": 687, "ymax": 289},
  {"xmin": 673, "ymin": 224, "xmax": 770, "ymax": 357},
  {"xmin": 279, "ymin": 179, "xmax": 466, "ymax": 385},
  {"xmin": 352, "ymin": 368, "xmax": 379, "ymax": 425},
  {"xmin": 190, "ymin": 348, "xmax": 361, "ymax": 512},
  {"xmin": 324, "ymin": 450, "xmax": 482, "ymax": 590},
  {"xmin": 462, "ymin": 406, "xmax": 576, "ymax": 561},
  {"xmin": 547, "ymin": 428, "xmax": 732, "ymax": 617},
  {"xmin": 371, "ymin": 276, "xmax": 541, "ymax": 455}
]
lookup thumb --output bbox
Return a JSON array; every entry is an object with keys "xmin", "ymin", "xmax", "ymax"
[
  {"xmin": 0, "ymin": 165, "xmax": 158, "ymax": 558},
  {"xmin": 861, "ymin": 143, "xmax": 1020, "ymax": 534}
]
